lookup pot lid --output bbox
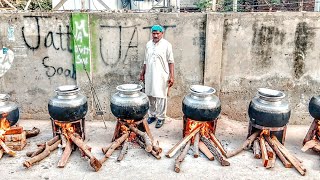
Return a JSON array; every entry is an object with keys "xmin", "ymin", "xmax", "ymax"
[
  {"xmin": 257, "ymin": 88, "xmax": 285, "ymax": 99},
  {"xmin": 190, "ymin": 85, "xmax": 216, "ymax": 95},
  {"xmin": 56, "ymin": 85, "xmax": 79, "ymax": 92}
]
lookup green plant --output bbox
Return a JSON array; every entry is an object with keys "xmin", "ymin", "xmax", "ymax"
[{"xmin": 194, "ymin": 0, "xmax": 212, "ymax": 11}]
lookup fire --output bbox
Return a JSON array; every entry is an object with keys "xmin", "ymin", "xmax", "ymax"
[
  {"xmin": 185, "ymin": 118, "xmax": 214, "ymax": 138},
  {"xmin": 0, "ymin": 113, "xmax": 11, "ymax": 138},
  {"xmin": 54, "ymin": 121, "xmax": 75, "ymax": 134}
]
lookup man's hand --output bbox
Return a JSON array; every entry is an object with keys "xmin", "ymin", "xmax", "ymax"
[
  {"xmin": 168, "ymin": 76, "xmax": 174, "ymax": 87},
  {"xmin": 139, "ymin": 72, "xmax": 145, "ymax": 82}
]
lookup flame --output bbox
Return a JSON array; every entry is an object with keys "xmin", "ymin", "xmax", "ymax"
[
  {"xmin": 185, "ymin": 118, "xmax": 214, "ymax": 138},
  {"xmin": 0, "ymin": 113, "xmax": 11, "ymax": 138},
  {"xmin": 54, "ymin": 121, "xmax": 75, "ymax": 134}
]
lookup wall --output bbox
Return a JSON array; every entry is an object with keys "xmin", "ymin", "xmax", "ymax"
[{"xmin": 0, "ymin": 12, "xmax": 319, "ymax": 124}]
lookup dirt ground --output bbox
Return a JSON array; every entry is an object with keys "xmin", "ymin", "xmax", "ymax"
[{"xmin": 1, "ymin": 115, "xmax": 319, "ymax": 180}]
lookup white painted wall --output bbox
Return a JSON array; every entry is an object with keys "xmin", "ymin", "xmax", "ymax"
[{"xmin": 52, "ymin": 0, "xmax": 119, "ymax": 10}]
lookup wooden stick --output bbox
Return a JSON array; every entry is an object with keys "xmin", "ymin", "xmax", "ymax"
[
  {"xmin": 174, "ymin": 140, "xmax": 191, "ymax": 173},
  {"xmin": 226, "ymin": 131, "xmax": 259, "ymax": 158},
  {"xmin": 25, "ymin": 127, "xmax": 40, "ymax": 138},
  {"xmin": 129, "ymin": 125, "xmax": 152, "ymax": 152},
  {"xmin": 199, "ymin": 141, "xmax": 214, "ymax": 160},
  {"xmin": 253, "ymin": 139, "xmax": 261, "ymax": 159},
  {"xmin": 57, "ymin": 140, "xmax": 72, "ymax": 168},
  {"xmin": 259, "ymin": 136, "xmax": 269, "ymax": 167},
  {"xmin": 201, "ymin": 136, "xmax": 230, "ymax": 166},
  {"xmin": 303, "ymin": 119, "xmax": 318, "ymax": 145},
  {"xmin": 166, "ymin": 124, "xmax": 202, "ymax": 158},
  {"xmin": 271, "ymin": 136, "xmax": 306, "ymax": 175},
  {"xmin": 153, "ymin": 140, "xmax": 162, "ymax": 154},
  {"xmin": 100, "ymin": 133, "xmax": 129, "ymax": 164},
  {"xmin": 4, "ymin": 126, "xmax": 23, "ymax": 135},
  {"xmin": 264, "ymin": 135, "xmax": 292, "ymax": 168},
  {"xmin": 101, "ymin": 143, "xmax": 113, "ymax": 154},
  {"xmin": 142, "ymin": 118, "xmax": 154, "ymax": 141},
  {"xmin": 23, "ymin": 140, "xmax": 61, "ymax": 168},
  {"xmin": 36, "ymin": 136, "xmax": 60, "ymax": 147},
  {"xmin": 137, "ymin": 139, "xmax": 161, "ymax": 159},
  {"xmin": 0, "ymin": 148, "xmax": 3, "ymax": 159},
  {"xmin": 209, "ymin": 133, "xmax": 227, "ymax": 156},
  {"xmin": 0, "ymin": 139, "xmax": 16, "ymax": 156},
  {"xmin": 117, "ymin": 139, "xmax": 129, "ymax": 161},
  {"xmin": 68, "ymin": 132, "xmax": 102, "ymax": 172},
  {"xmin": 28, "ymin": 136, "xmax": 60, "ymax": 157},
  {"xmin": 193, "ymin": 132, "xmax": 200, "ymax": 158},
  {"xmin": 265, "ymin": 142, "xmax": 276, "ymax": 169},
  {"xmin": 301, "ymin": 139, "xmax": 318, "ymax": 152}
]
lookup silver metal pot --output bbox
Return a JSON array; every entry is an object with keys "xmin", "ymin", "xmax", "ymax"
[
  {"xmin": 248, "ymin": 88, "xmax": 291, "ymax": 127},
  {"xmin": 48, "ymin": 85, "xmax": 88, "ymax": 121},
  {"xmin": 309, "ymin": 95, "xmax": 320, "ymax": 119},
  {"xmin": 110, "ymin": 84, "xmax": 149, "ymax": 120},
  {"xmin": 0, "ymin": 94, "xmax": 19, "ymax": 126},
  {"xmin": 182, "ymin": 85, "xmax": 221, "ymax": 121}
]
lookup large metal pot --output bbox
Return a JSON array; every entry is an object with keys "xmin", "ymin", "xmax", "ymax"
[
  {"xmin": 248, "ymin": 88, "xmax": 291, "ymax": 127},
  {"xmin": 182, "ymin": 85, "xmax": 221, "ymax": 121},
  {"xmin": 110, "ymin": 84, "xmax": 149, "ymax": 120},
  {"xmin": 309, "ymin": 96, "xmax": 320, "ymax": 119},
  {"xmin": 0, "ymin": 94, "xmax": 19, "ymax": 126},
  {"xmin": 48, "ymin": 85, "xmax": 88, "ymax": 121}
]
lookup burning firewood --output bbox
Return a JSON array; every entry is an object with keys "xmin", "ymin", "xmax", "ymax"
[
  {"xmin": 253, "ymin": 139, "xmax": 261, "ymax": 159},
  {"xmin": 57, "ymin": 140, "xmax": 72, "ymax": 168},
  {"xmin": 128, "ymin": 125, "xmax": 152, "ymax": 152},
  {"xmin": 174, "ymin": 140, "xmax": 191, "ymax": 173},
  {"xmin": 209, "ymin": 133, "xmax": 227, "ymax": 156},
  {"xmin": 201, "ymin": 136, "xmax": 230, "ymax": 166},
  {"xmin": 23, "ymin": 139, "xmax": 61, "ymax": 168},
  {"xmin": 264, "ymin": 135, "xmax": 292, "ymax": 168},
  {"xmin": 24, "ymin": 127, "xmax": 40, "ymax": 138},
  {"xmin": 226, "ymin": 131, "xmax": 259, "ymax": 158},
  {"xmin": 193, "ymin": 132, "xmax": 200, "ymax": 158},
  {"xmin": 199, "ymin": 141, "xmax": 214, "ymax": 160},
  {"xmin": 0, "ymin": 139, "xmax": 16, "ymax": 156},
  {"xmin": 259, "ymin": 136, "xmax": 269, "ymax": 167}
]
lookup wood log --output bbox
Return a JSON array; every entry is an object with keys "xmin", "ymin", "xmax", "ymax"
[
  {"xmin": 100, "ymin": 132, "xmax": 129, "ymax": 164},
  {"xmin": 264, "ymin": 135, "xmax": 292, "ymax": 168},
  {"xmin": 265, "ymin": 140, "xmax": 274, "ymax": 159},
  {"xmin": 112, "ymin": 120, "xmax": 121, "ymax": 142},
  {"xmin": 0, "ymin": 148, "xmax": 3, "ymax": 159},
  {"xmin": 193, "ymin": 132, "xmax": 200, "ymax": 158},
  {"xmin": 57, "ymin": 140, "xmax": 72, "ymax": 168},
  {"xmin": 142, "ymin": 118, "xmax": 154, "ymax": 141},
  {"xmin": 117, "ymin": 139, "xmax": 129, "ymax": 161},
  {"xmin": 199, "ymin": 141, "xmax": 214, "ymax": 160},
  {"xmin": 101, "ymin": 143, "xmax": 113, "ymax": 154},
  {"xmin": 201, "ymin": 136, "xmax": 230, "ymax": 166},
  {"xmin": 3, "ymin": 131, "xmax": 26, "ymax": 142},
  {"xmin": 0, "ymin": 139, "xmax": 15, "ymax": 156},
  {"xmin": 259, "ymin": 136, "xmax": 269, "ymax": 167},
  {"xmin": 174, "ymin": 140, "xmax": 191, "ymax": 173},
  {"xmin": 303, "ymin": 119, "xmax": 318, "ymax": 145},
  {"xmin": 253, "ymin": 139, "xmax": 261, "ymax": 159},
  {"xmin": 209, "ymin": 133, "xmax": 227, "ymax": 156},
  {"xmin": 4, "ymin": 126, "xmax": 23, "ymax": 135},
  {"xmin": 29, "ymin": 136, "xmax": 60, "ymax": 157},
  {"xmin": 265, "ymin": 142, "xmax": 276, "ymax": 169},
  {"xmin": 129, "ymin": 125, "xmax": 152, "ymax": 153},
  {"xmin": 153, "ymin": 140, "xmax": 162, "ymax": 154},
  {"xmin": 23, "ymin": 140, "xmax": 61, "ymax": 168},
  {"xmin": 226, "ymin": 131, "xmax": 260, "ymax": 158},
  {"xmin": 68, "ymin": 132, "xmax": 102, "ymax": 172},
  {"xmin": 166, "ymin": 124, "xmax": 202, "ymax": 158},
  {"xmin": 137, "ymin": 139, "xmax": 161, "ymax": 159},
  {"xmin": 60, "ymin": 133, "xmax": 67, "ymax": 148},
  {"xmin": 301, "ymin": 139, "xmax": 318, "ymax": 152},
  {"xmin": 25, "ymin": 127, "xmax": 40, "ymax": 138},
  {"xmin": 271, "ymin": 135, "xmax": 306, "ymax": 176}
]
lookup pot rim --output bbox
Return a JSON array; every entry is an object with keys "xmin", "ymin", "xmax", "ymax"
[
  {"xmin": 0, "ymin": 94, "xmax": 10, "ymax": 101},
  {"xmin": 190, "ymin": 85, "xmax": 216, "ymax": 95},
  {"xmin": 116, "ymin": 84, "xmax": 142, "ymax": 93},
  {"xmin": 257, "ymin": 88, "xmax": 285, "ymax": 100},
  {"xmin": 55, "ymin": 85, "xmax": 80, "ymax": 94}
]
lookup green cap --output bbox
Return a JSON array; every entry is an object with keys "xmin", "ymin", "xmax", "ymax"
[{"xmin": 151, "ymin": 25, "xmax": 164, "ymax": 32}]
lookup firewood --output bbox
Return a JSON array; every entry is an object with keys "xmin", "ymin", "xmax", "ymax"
[
  {"xmin": 57, "ymin": 140, "xmax": 72, "ymax": 168},
  {"xmin": 112, "ymin": 120, "xmax": 121, "ymax": 142},
  {"xmin": 68, "ymin": 132, "xmax": 102, "ymax": 172},
  {"xmin": 259, "ymin": 136, "xmax": 269, "ymax": 167},
  {"xmin": 199, "ymin": 141, "xmax": 214, "ymax": 161},
  {"xmin": 117, "ymin": 139, "xmax": 129, "ymax": 161},
  {"xmin": 264, "ymin": 135, "xmax": 292, "ymax": 168},
  {"xmin": 28, "ymin": 136, "xmax": 60, "ymax": 157},
  {"xmin": 0, "ymin": 148, "xmax": 3, "ymax": 159},
  {"xmin": 153, "ymin": 140, "xmax": 162, "ymax": 154},
  {"xmin": 226, "ymin": 131, "xmax": 260, "ymax": 158},
  {"xmin": 142, "ymin": 118, "xmax": 154, "ymax": 141},
  {"xmin": 0, "ymin": 139, "xmax": 15, "ymax": 156},
  {"xmin": 271, "ymin": 135, "xmax": 306, "ymax": 176},
  {"xmin": 129, "ymin": 125, "xmax": 152, "ymax": 153},
  {"xmin": 174, "ymin": 140, "xmax": 191, "ymax": 173},
  {"xmin": 4, "ymin": 126, "xmax": 23, "ymax": 135},
  {"xmin": 265, "ymin": 141, "xmax": 276, "ymax": 169},
  {"xmin": 101, "ymin": 143, "xmax": 112, "ymax": 154},
  {"xmin": 209, "ymin": 133, "xmax": 227, "ymax": 156},
  {"xmin": 166, "ymin": 124, "xmax": 202, "ymax": 158},
  {"xmin": 137, "ymin": 139, "xmax": 161, "ymax": 159},
  {"xmin": 201, "ymin": 136, "xmax": 230, "ymax": 166},
  {"xmin": 301, "ymin": 139, "xmax": 318, "ymax": 152},
  {"xmin": 303, "ymin": 119, "xmax": 318, "ymax": 145},
  {"xmin": 193, "ymin": 132, "xmax": 200, "ymax": 158},
  {"xmin": 253, "ymin": 139, "xmax": 261, "ymax": 159},
  {"xmin": 23, "ymin": 140, "xmax": 61, "ymax": 168},
  {"xmin": 60, "ymin": 133, "xmax": 67, "ymax": 148},
  {"xmin": 100, "ymin": 132, "xmax": 129, "ymax": 164},
  {"xmin": 25, "ymin": 127, "xmax": 40, "ymax": 138},
  {"xmin": 265, "ymin": 140, "xmax": 274, "ymax": 159},
  {"xmin": 3, "ymin": 131, "xmax": 26, "ymax": 142}
]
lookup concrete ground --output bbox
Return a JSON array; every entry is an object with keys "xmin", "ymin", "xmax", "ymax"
[{"xmin": 1, "ymin": 116, "xmax": 320, "ymax": 180}]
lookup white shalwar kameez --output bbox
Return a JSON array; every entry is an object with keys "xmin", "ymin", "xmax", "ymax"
[{"xmin": 144, "ymin": 38, "xmax": 174, "ymax": 120}]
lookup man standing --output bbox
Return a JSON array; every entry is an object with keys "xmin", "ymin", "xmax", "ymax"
[{"xmin": 139, "ymin": 25, "xmax": 174, "ymax": 128}]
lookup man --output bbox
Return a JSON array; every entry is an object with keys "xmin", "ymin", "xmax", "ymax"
[{"xmin": 139, "ymin": 25, "xmax": 174, "ymax": 128}]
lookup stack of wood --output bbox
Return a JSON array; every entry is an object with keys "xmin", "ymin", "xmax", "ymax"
[
  {"xmin": 100, "ymin": 118, "xmax": 162, "ymax": 164},
  {"xmin": 302, "ymin": 119, "xmax": 320, "ymax": 153},
  {"xmin": 23, "ymin": 122, "xmax": 102, "ymax": 172},
  {"xmin": 227, "ymin": 130, "xmax": 306, "ymax": 176},
  {"xmin": 166, "ymin": 119, "xmax": 229, "ymax": 173}
]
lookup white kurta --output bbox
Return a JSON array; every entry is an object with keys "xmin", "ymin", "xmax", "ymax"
[{"xmin": 144, "ymin": 39, "xmax": 174, "ymax": 98}]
